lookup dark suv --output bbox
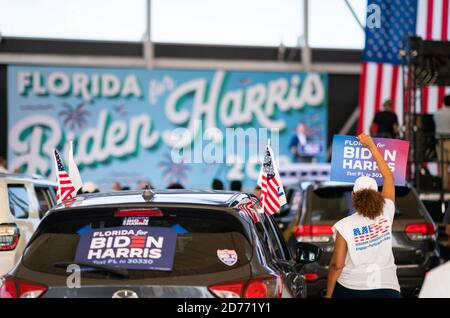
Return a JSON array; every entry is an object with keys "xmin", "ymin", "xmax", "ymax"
[
  {"xmin": 0, "ymin": 190, "xmax": 321, "ymax": 298},
  {"xmin": 275, "ymin": 181, "xmax": 441, "ymax": 298}
]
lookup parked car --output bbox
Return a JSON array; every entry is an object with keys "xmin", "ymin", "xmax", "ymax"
[
  {"xmin": 274, "ymin": 181, "xmax": 441, "ymax": 298},
  {"xmin": 420, "ymin": 194, "xmax": 450, "ymax": 261},
  {"xmin": 0, "ymin": 173, "xmax": 56, "ymax": 276},
  {"xmin": 0, "ymin": 189, "xmax": 321, "ymax": 298}
]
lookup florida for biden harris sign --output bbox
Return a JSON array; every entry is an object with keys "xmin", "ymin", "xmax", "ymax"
[
  {"xmin": 75, "ymin": 226, "xmax": 177, "ymax": 271},
  {"xmin": 330, "ymin": 135, "xmax": 409, "ymax": 185},
  {"xmin": 7, "ymin": 65, "xmax": 328, "ymax": 190}
]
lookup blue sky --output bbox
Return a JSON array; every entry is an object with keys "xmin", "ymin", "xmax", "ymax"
[{"xmin": 0, "ymin": 0, "xmax": 367, "ymax": 48}]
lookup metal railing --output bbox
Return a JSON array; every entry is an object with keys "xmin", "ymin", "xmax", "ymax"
[
  {"xmin": 436, "ymin": 134, "xmax": 450, "ymax": 213},
  {"xmin": 279, "ymin": 163, "xmax": 331, "ymax": 186}
]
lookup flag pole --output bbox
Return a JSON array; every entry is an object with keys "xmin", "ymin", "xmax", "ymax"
[{"xmin": 68, "ymin": 140, "xmax": 83, "ymax": 195}]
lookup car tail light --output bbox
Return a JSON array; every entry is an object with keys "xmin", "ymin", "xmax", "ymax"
[
  {"xmin": 0, "ymin": 224, "xmax": 20, "ymax": 251},
  {"xmin": 404, "ymin": 223, "xmax": 436, "ymax": 240},
  {"xmin": 115, "ymin": 208, "xmax": 163, "ymax": 217},
  {"xmin": 294, "ymin": 224, "xmax": 333, "ymax": 243},
  {"xmin": 0, "ymin": 276, "xmax": 47, "ymax": 298},
  {"xmin": 208, "ymin": 282, "xmax": 242, "ymax": 298},
  {"xmin": 209, "ymin": 275, "xmax": 282, "ymax": 298},
  {"xmin": 303, "ymin": 273, "xmax": 319, "ymax": 282}
]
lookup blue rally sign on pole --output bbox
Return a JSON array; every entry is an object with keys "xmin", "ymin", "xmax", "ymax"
[
  {"xmin": 75, "ymin": 226, "xmax": 177, "ymax": 271},
  {"xmin": 330, "ymin": 135, "xmax": 409, "ymax": 185}
]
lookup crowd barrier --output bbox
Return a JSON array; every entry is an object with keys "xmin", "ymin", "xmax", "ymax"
[{"xmin": 279, "ymin": 163, "xmax": 331, "ymax": 186}]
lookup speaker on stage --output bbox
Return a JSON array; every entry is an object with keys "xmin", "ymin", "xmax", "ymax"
[
  {"xmin": 413, "ymin": 114, "xmax": 437, "ymax": 162},
  {"xmin": 410, "ymin": 36, "xmax": 450, "ymax": 86}
]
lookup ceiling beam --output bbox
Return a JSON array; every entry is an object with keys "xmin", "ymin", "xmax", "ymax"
[{"xmin": 0, "ymin": 53, "xmax": 361, "ymax": 74}]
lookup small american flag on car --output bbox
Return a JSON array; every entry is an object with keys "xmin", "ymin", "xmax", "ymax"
[
  {"xmin": 53, "ymin": 149, "xmax": 76, "ymax": 204},
  {"xmin": 237, "ymin": 196, "xmax": 261, "ymax": 223},
  {"xmin": 257, "ymin": 142, "xmax": 287, "ymax": 215}
]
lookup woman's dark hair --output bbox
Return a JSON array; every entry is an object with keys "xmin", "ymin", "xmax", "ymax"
[
  {"xmin": 167, "ymin": 182, "xmax": 184, "ymax": 189},
  {"xmin": 352, "ymin": 189, "xmax": 385, "ymax": 219},
  {"xmin": 444, "ymin": 94, "xmax": 450, "ymax": 107},
  {"xmin": 230, "ymin": 180, "xmax": 242, "ymax": 192},
  {"xmin": 212, "ymin": 178, "xmax": 224, "ymax": 190}
]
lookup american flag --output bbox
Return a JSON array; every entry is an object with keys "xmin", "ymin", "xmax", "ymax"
[
  {"xmin": 238, "ymin": 197, "xmax": 261, "ymax": 223},
  {"xmin": 257, "ymin": 144, "xmax": 286, "ymax": 215},
  {"xmin": 358, "ymin": 0, "xmax": 450, "ymax": 134},
  {"xmin": 54, "ymin": 149, "xmax": 76, "ymax": 204}
]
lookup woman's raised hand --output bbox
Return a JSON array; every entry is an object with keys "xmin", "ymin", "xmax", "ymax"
[
  {"xmin": 357, "ymin": 133, "xmax": 376, "ymax": 150},
  {"xmin": 357, "ymin": 133, "xmax": 395, "ymax": 200}
]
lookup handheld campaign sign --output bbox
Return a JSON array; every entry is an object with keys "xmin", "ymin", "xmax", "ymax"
[
  {"xmin": 75, "ymin": 226, "xmax": 177, "ymax": 271},
  {"xmin": 330, "ymin": 135, "xmax": 409, "ymax": 185}
]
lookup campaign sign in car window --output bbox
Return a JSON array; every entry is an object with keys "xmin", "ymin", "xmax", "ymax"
[{"xmin": 75, "ymin": 226, "xmax": 177, "ymax": 271}]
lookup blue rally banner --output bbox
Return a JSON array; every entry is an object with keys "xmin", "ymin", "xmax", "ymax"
[
  {"xmin": 75, "ymin": 226, "xmax": 177, "ymax": 271},
  {"xmin": 7, "ymin": 65, "xmax": 328, "ymax": 190},
  {"xmin": 330, "ymin": 135, "xmax": 409, "ymax": 185}
]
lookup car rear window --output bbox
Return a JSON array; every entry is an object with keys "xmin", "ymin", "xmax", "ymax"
[
  {"xmin": 8, "ymin": 184, "xmax": 30, "ymax": 219},
  {"xmin": 35, "ymin": 186, "xmax": 55, "ymax": 218},
  {"xmin": 309, "ymin": 186, "xmax": 426, "ymax": 222},
  {"xmin": 22, "ymin": 207, "xmax": 252, "ymax": 279}
]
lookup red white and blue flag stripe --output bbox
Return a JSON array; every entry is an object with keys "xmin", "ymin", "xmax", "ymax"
[
  {"xmin": 238, "ymin": 196, "xmax": 262, "ymax": 223},
  {"xmin": 353, "ymin": 218, "xmax": 390, "ymax": 243},
  {"xmin": 257, "ymin": 143, "xmax": 287, "ymax": 215},
  {"xmin": 358, "ymin": 0, "xmax": 450, "ymax": 134},
  {"xmin": 53, "ymin": 149, "xmax": 76, "ymax": 204}
]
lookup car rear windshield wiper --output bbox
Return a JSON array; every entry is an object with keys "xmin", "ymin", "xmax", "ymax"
[{"xmin": 53, "ymin": 261, "xmax": 129, "ymax": 278}]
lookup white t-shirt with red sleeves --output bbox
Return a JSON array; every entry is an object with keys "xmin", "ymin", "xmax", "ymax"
[{"xmin": 332, "ymin": 199, "xmax": 400, "ymax": 291}]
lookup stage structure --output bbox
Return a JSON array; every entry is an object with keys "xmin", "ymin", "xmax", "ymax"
[{"xmin": 401, "ymin": 36, "xmax": 450, "ymax": 207}]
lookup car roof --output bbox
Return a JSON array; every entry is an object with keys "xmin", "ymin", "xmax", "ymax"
[
  {"xmin": 50, "ymin": 189, "xmax": 249, "ymax": 213},
  {"xmin": 0, "ymin": 172, "xmax": 56, "ymax": 185}
]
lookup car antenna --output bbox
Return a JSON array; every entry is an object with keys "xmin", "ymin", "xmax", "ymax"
[{"xmin": 142, "ymin": 189, "xmax": 155, "ymax": 201}]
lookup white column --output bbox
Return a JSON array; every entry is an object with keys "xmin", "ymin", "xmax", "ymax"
[
  {"xmin": 144, "ymin": 0, "xmax": 154, "ymax": 68},
  {"xmin": 302, "ymin": 0, "xmax": 311, "ymax": 71}
]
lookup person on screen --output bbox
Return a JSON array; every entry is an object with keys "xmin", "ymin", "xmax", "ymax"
[
  {"xmin": 370, "ymin": 100, "xmax": 399, "ymax": 138},
  {"xmin": 289, "ymin": 123, "xmax": 312, "ymax": 163},
  {"xmin": 325, "ymin": 133, "xmax": 400, "ymax": 298}
]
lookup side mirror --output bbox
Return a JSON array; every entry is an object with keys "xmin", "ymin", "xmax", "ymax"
[{"xmin": 295, "ymin": 243, "xmax": 322, "ymax": 264}]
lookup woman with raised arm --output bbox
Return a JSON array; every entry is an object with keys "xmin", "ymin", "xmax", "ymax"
[{"xmin": 325, "ymin": 133, "xmax": 400, "ymax": 298}]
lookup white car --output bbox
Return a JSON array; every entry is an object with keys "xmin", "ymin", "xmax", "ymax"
[{"xmin": 0, "ymin": 173, "xmax": 56, "ymax": 276}]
